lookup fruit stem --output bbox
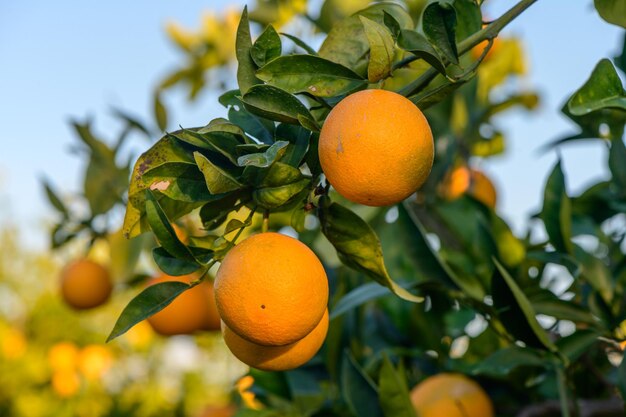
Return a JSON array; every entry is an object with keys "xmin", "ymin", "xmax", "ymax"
[
  {"xmin": 262, "ymin": 210, "xmax": 270, "ymax": 233},
  {"xmin": 397, "ymin": 0, "xmax": 538, "ymax": 97}
]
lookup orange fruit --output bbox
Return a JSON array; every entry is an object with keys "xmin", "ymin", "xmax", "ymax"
[
  {"xmin": 146, "ymin": 274, "xmax": 221, "ymax": 336},
  {"xmin": 48, "ymin": 342, "xmax": 79, "ymax": 371},
  {"xmin": 223, "ymin": 310, "xmax": 328, "ymax": 371},
  {"xmin": 215, "ymin": 233, "xmax": 328, "ymax": 346},
  {"xmin": 51, "ymin": 370, "xmax": 81, "ymax": 397},
  {"xmin": 318, "ymin": 89, "xmax": 434, "ymax": 206},
  {"xmin": 442, "ymin": 166, "xmax": 497, "ymax": 208},
  {"xmin": 410, "ymin": 373, "xmax": 494, "ymax": 417},
  {"xmin": 78, "ymin": 345, "xmax": 113, "ymax": 381},
  {"xmin": 60, "ymin": 259, "xmax": 113, "ymax": 309}
]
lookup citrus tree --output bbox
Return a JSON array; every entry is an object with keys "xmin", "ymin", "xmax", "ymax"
[{"xmin": 43, "ymin": 0, "xmax": 626, "ymax": 416}]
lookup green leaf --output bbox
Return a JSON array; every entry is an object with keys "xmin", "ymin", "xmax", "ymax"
[
  {"xmin": 280, "ymin": 32, "xmax": 318, "ymax": 55},
  {"xmin": 253, "ymin": 179, "xmax": 309, "ymax": 209},
  {"xmin": 107, "ymin": 281, "xmax": 191, "ymax": 341},
  {"xmin": 400, "ymin": 202, "xmax": 485, "ymax": 300},
  {"xmin": 378, "ymin": 355, "xmax": 417, "ymax": 417},
  {"xmin": 319, "ymin": 199, "xmax": 423, "ymax": 303},
  {"xmin": 141, "ymin": 163, "xmax": 211, "ymax": 203},
  {"xmin": 526, "ymin": 250, "xmax": 581, "ymax": 279},
  {"xmin": 237, "ymin": 140, "xmax": 289, "ymax": 168},
  {"xmin": 42, "ymin": 179, "xmax": 68, "ymax": 218},
  {"xmin": 154, "ymin": 92, "xmax": 168, "ymax": 132},
  {"xmin": 594, "ymin": 0, "xmax": 626, "ymax": 28},
  {"xmin": 242, "ymin": 84, "xmax": 317, "ymax": 127},
  {"xmin": 453, "ymin": 0, "xmax": 482, "ymax": 42},
  {"xmin": 152, "ymin": 247, "xmax": 201, "ymax": 276},
  {"xmin": 194, "ymin": 152, "xmax": 243, "ymax": 194},
  {"xmin": 319, "ymin": 3, "xmax": 413, "ymax": 77},
  {"xmin": 556, "ymin": 330, "xmax": 600, "ymax": 362},
  {"xmin": 531, "ymin": 296, "xmax": 599, "ymax": 326},
  {"xmin": 382, "ymin": 11, "xmax": 402, "ymax": 39},
  {"xmin": 397, "ymin": 30, "xmax": 446, "ymax": 75},
  {"xmin": 568, "ymin": 59, "xmax": 626, "ymax": 115},
  {"xmin": 541, "ymin": 160, "xmax": 573, "ymax": 254},
  {"xmin": 492, "ymin": 259, "xmax": 558, "ymax": 352},
  {"xmin": 331, "ymin": 282, "xmax": 394, "ymax": 320},
  {"xmin": 359, "ymin": 16, "xmax": 395, "ymax": 82},
  {"xmin": 251, "ymin": 25, "xmax": 282, "ymax": 67},
  {"xmin": 221, "ymin": 91, "xmax": 275, "ymax": 144},
  {"xmin": 609, "ymin": 138, "xmax": 626, "ymax": 194},
  {"xmin": 575, "ymin": 244, "xmax": 613, "ymax": 304},
  {"xmin": 256, "ymin": 55, "xmax": 367, "ymax": 98},
  {"xmin": 236, "ymin": 7, "xmax": 261, "ymax": 94},
  {"xmin": 341, "ymin": 351, "xmax": 383, "ymax": 417},
  {"xmin": 422, "ymin": 2, "xmax": 458, "ymax": 64},
  {"xmin": 145, "ymin": 191, "xmax": 197, "ymax": 262},
  {"xmin": 199, "ymin": 192, "xmax": 243, "ymax": 230},
  {"xmin": 111, "ymin": 107, "xmax": 151, "ymax": 138},
  {"xmin": 471, "ymin": 346, "xmax": 547, "ymax": 377},
  {"xmin": 276, "ymin": 124, "xmax": 310, "ymax": 167},
  {"xmin": 615, "ymin": 33, "xmax": 626, "ymax": 73}
]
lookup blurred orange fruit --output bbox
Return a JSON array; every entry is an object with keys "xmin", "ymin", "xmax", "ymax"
[
  {"xmin": 441, "ymin": 166, "xmax": 497, "ymax": 208},
  {"xmin": 51, "ymin": 369, "xmax": 81, "ymax": 397},
  {"xmin": 78, "ymin": 345, "xmax": 113, "ymax": 381},
  {"xmin": 319, "ymin": 89, "xmax": 434, "ymax": 206},
  {"xmin": 1, "ymin": 328, "xmax": 27, "ymax": 359},
  {"xmin": 471, "ymin": 37, "xmax": 501, "ymax": 62},
  {"xmin": 197, "ymin": 404, "xmax": 237, "ymax": 417},
  {"xmin": 410, "ymin": 373, "xmax": 494, "ymax": 417},
  {"xmin": 146, "ymin": 274, "xmax": 220, "ymax": 336},
  {"xmin": 60, "ymin": 259, "xmax": 113, "ymax": 310},
  {"xmin": 48, "ymin": 342, "xmax": 79, "ymax": 371},
  {"xmin": 215, "ymin": 233, "xmax": 328, "ymax": 346},
  {"xmin": 223, "ymin": 310, "xmax": 329, "ymax": 371}
]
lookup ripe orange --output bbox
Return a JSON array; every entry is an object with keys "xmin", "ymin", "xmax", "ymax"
[
  {"xmin": 214, "ymin": 233, "xmax": 328, "ymax": 346},
  {"xmin": 146, "ymin": 274, "xmax": 221, "ymax": 336},
  {"xmin": 410, "ymin": 373, "xmax": 494, "ymax": 417},
  {"xmin": 318, "ymin": 89, "xmax": 434, "ymax": 206},
  {"xmin": 223, "ymin": 310, "xmax": 328, "ymax": 371},
  {"xmin": 48, "ymin": 342, "xmax": 79, "ymax": 371},
  {"xmin": 60, "ymin": 259, "xmax": 113, "ymax": 310},
  {"xmin": 78, "ymin": 345, "xmax": 112, "ymax": 381},
  {"xmin": 51, "ymin": 370, "xmax": 81, "ymax": 397},
  {"xmin": 442, "ymin": 166, "xmax": 497, "ymax": 208}
]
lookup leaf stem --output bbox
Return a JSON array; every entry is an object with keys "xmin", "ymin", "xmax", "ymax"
[
  {"xmin": 556, "ymin": 366, "xmax": 572, "ymax": 417},
  {"xmin": 397, "ymin": 0, "xmax": 538, "ymax": 97}
]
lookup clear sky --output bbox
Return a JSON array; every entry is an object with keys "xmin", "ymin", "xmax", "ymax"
[{"xmin": 0, "ymin": 1, "xmax": 623, "ymax": 250}]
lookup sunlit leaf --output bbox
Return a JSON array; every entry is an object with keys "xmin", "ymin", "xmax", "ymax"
[
  {"xmin": 359, "ymin": 16, "xmax": 395, "ymax": 82},
  {"xmin": 236, "ymin": 7, "xmax": 261, "ymax": 94},
  {"xmin": 251, "ymin": 25, "xmax": 282, "ymax": 67},
  {"xmin": 242, "ymin": 84, "xmax": 317, "ymax": 126},
  {"xmin": 378, "ymin": 355, "xmax": 416, "ymax": 417},
  {"xmin": 568, "ymin": 59, "xmax": 626, "ymax": 116}
]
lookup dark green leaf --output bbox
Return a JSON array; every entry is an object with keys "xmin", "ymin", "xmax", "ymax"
[
  {"xmin": 526, "ymin": 251, "xmax": 581, "ymax": 278},
  {"xmin": 492, "ymin": 259, "xmax": 557, "ymax": 351},
  {"xmin": 471, "ymin": 346, "xmax": 547, "ymax": 377},
  {"xmin": 141, "ymin": 163, "xmax": 211, "ymax": 202},
  {"xmin": 453, "ymin": 0, "xmax": 482, "ymax": 42},
  {"xmin": 383, "ymin": 11, "xmax": 402, "ymax": 39},
  {"xmin": 359, "ymin": 16, "xmax": 395, "ymax": 82},
  {"xmin": 319, "ymin": 199, "xmax": 423, "ymax": 303},
  {"xmin": 397, "ymin": 30, "xmax": 446, "ymax": 75},
  {"xmin": 257, "ymin": 55, "xmax": 367, "ymax": 98},
  {"xmin": 556, "ymin": 329, "xmax": 600, "ymax": 362},
  {"xmin": 199, "ymin": 193, "xmax": 242, "ymax": 230},
  {"xmin": 242, "ymin": 84, "xmax": 317, "ymax": 126},
  {"xmin": 575, "ymin": 244, "xmax": 613, "ymax": 304},
  {"xmin": 594, "ymin": 0, "xmax": 626, "ymax": 28},
  {"xmin": 280, "ymin": 32, "xmax": 318, "ymax": 55},
  {"xmin": 42, "ymin": 179, "xmax": 68, "ymax": 218},
  {"xmin": 236, "ymin": 7, "xmax": 261, "ymax": 94},
  {"xmin": 541, "ymin": 160, "xmax": 573, "ymax": 254},
  {"xmin": 341, "ymin": 351, "xmax": 383, "ymax": 417},
  {"xmin": 610, "ymin": 138, "xmax": 626, "ymax": 194},
  {"xmin": 251, "ymin": 25, "xmax": 282, "ymax": 67},
  {"xmin": 568, "ymin": 59, "xmax": 626, "ymax": 115},
  {"xmin": 422, "ymin": 2, "xmax": 458, "ymax": 64},
  {"xmin": 194, "ymin": 152, "xmax": 243, "ymax": 194},
  {"xmin": 145, "ymin": 191, "xmax": 197, "ymax": 262},
  {"xmin": 237, "ymin": 140, "xmax": 289, "ymax": 168},
  {"xmin": 615, "ymin": 33, "xmax": 626, "ymax": 73},
  {"xmin": 107, "ymin": 282, "xmax": 191, "ymax": 341},
  {"xmin": 331, "ymin": 282, "xmax": 393, "ymax": 320},
  {"xmin": 276, "ymin": 124, "xmax": 310, "ymax": 167},
  {"xmin": 378, "ymin": 355, "xmax": 417, "ymax": 417},
  {"xmin": 253, "ymin": 179, "xmax": 309, "ymax": 209},
  {"xmin": 152, "ymin": 247, "xmax": 201, "ymax": 276}
]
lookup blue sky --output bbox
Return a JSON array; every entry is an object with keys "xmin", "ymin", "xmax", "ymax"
[{"xmin": 0, "ymin": 1, "xmax": 623, "ymax": 250}]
